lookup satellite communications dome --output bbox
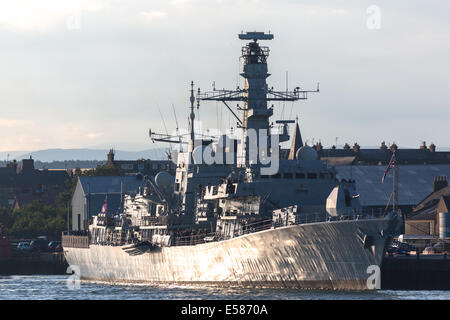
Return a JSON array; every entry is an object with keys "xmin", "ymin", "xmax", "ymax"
[
  {"xmin": 155, "ymin": 171, "xmax": 172, "ymax": 190},
  {"xmin": 296, "ymin": 146, "xmax": 318, "ymax": 161}
]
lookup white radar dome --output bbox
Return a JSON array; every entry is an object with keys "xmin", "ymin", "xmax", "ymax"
[{"xmin": 296, "ymin": 146, "xmax": 318, "ymax": 161}]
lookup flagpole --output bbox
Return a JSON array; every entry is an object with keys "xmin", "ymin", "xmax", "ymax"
[
  {"xmin": 87, "ymin": 182, "xmax": 90, "ymax": 231},
  {"xmin": 67, "ymin": 200, "xmax": 70, "ymax": 233},
  {"xmin": 120, "ymin": 182, "xmax": 123, "ymax": 212},
  {"xmin": 381, "ymin": 150, "xmax": 398, "ymax": 215},
  {"xmin": 393, "ymin": 150, "xmax": 398, "ymax": 213},
  {"xmin": 392, "ymin": 150, "xmax": 395, "ymax": 212}
]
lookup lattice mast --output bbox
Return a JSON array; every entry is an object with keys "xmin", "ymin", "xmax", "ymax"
[{"xmin": 198, "ymin": 31, "xmax": 318, "ymax": 167}]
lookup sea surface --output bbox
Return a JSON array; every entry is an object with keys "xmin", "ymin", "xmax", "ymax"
[{"xmin": 0, "ymin": 275, "xmax": 449, "ymax": 300}]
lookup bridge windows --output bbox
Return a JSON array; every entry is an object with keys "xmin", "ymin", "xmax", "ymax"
[
  {"xmin": 307, "ymin": 173, "xmax": 317, "ymax": 179},
  {"xmin": 259, "ymin": 171, "xmax": 323, "ymax": 180}
]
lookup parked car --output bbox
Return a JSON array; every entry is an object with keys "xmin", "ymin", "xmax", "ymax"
[
  {"xmin": 48, "ymin": 241, "xmax": 61, "ymax": 252},
  {"xmin": 22, "ymin": 243, "xmax": 33, "ymax": 251},
  {"xmin": 422, "ymin": 247, "xmax": 436, "ymax": 255},
  {"xmin": 54, "ymin": 243, "xmax": 63, "ymax": 252},
  {"xmin": 30, "ymin": 238, "xmax": 49, "ymax": 252},
  {"xmin": 432, "ymin": 241, "xmax": 445, "ymax": 253},
  {"xmin": 17, "ymin": 242, "xmax": 30, "ymax": 250},
  {"xmin": 17, "ymin": 242, "xmax": 37, "ymax": 252},
  {"xmin": 387, "ymin": 240, "xmax": 414, "ymax": 255}
]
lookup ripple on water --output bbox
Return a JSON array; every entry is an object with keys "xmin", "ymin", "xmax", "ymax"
[{"xmin": 0, "ymin": 275, "xmax": 448, "ymax": 300}]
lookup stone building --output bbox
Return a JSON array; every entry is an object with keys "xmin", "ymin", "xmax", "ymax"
[
  {"xmin": 0, "ymin": 157, "xmax": 70, "ymax": 209},
  {"xmin": 105, "ymin": 149, "xmax": 176, "ymax": 175},
  {"xmin": 405, "ymin": 176, "xmax": 450, "ymax": 237}
]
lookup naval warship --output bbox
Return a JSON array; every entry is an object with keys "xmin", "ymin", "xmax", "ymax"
[{"xmin": 63, "ymin": 32, "xmax": 402, "ymax": 290}]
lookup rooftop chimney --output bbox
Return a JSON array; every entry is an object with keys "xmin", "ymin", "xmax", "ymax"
[
  {"xmin": 107, "ymin": 149, "xmax": 115, "ymax": 166},
  {"xmin": 429, "ymin": 143, "xmax": 436, "ymax": 153},
  {"xmin": 390, "ymin": 143, "xmax": 398, "ymax": 152},
  {"xmin": 6, "ymin": 159, "xmax": 18, "ymax": 173},
  {"xmin": 314, "ymin": 141, "xmax": 323, "ymax": 152},
  {"xmin": 22, "ymin": 156, "xmax": 34, "ymax": 173},
  {"xmin": 433, "ymin": 176, "xmax": 448, "ymax": 192}
]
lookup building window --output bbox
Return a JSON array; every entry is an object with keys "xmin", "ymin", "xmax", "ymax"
[
  {"xmin": 307, "ymin": 173, "xmax": 317, "ymax": 179},
  {"xmin": 296, "ymin": 172, "xmax": 305, "ymax": 179},
  {"xmin": 284, "ymin": 173, "xmax": 293, "ymax": 179},
  {"xmin": 272, "ymin": 173, "xmax": 281, "ymax": 179}
]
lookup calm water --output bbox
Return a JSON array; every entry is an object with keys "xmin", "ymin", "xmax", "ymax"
[{"xmin": 0, "ymin": 275, "xmax": 448, "ymax": 300}]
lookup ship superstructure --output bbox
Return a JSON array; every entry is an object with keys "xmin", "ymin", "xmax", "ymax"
[{"xmin": 63, "ymin": 32, "xmax": 402, "ymax": 290}]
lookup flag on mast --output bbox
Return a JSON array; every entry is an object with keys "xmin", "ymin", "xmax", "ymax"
[
  {"xmin": 382, "ymin": 153, "xmax": 396, "ymax": 183},
  {"xmin": 101, "ymin": 195, "xmax": 108, "ymax": 213}
]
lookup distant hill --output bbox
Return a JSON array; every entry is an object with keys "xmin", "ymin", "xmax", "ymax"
[
  {"xmin": 0, "ymin": 150, "xmax": 32, "ymax": 160},
  {"xmin": 2, "ymin": 146, "xmax": 449, "ymax": 162},
  {"xmin": 6, "ymin": 148, "xmax": 170, "ymax": 162}
]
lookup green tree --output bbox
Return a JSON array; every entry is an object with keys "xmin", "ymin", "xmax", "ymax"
[{"xmin": 8, "ymin": 201, "xmax": 66, "ymax": 240}]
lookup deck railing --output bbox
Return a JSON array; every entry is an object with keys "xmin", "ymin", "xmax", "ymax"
[
  {"xmin": 173, "ymin": 212, "xmax": 387, "ymax": 246},
  {"xmin": 62, "ymin": 233, "xmax": 89, "ymax": 248},
  {"xmin": 80, "ymin": 211, "xmax": 390, "ymax": 248}
]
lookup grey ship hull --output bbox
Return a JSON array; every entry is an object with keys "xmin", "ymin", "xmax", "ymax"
[{"xmin": 64, "ymin": 218, "xmax": 394, "ymax": 290}]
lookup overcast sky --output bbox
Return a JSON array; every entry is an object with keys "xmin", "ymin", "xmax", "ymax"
[{"xmin": 0, "ymin": 0, "xmax": 449, "ymax": 153}]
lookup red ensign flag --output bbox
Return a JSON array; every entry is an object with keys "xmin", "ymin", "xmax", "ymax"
[{"xmin": 382, "ymin": 153, "xmax": 396, "ymax": 183}]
